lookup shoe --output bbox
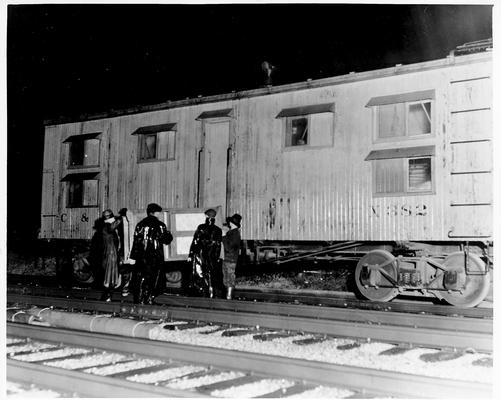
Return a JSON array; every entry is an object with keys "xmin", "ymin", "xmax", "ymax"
[
  {"xmin": 122, "ymin": 289, "xmax": 129, "ymax": 297},
  {"xmin": 105, "ymin": 296, "xmax": 112, "ymax": 302},
  {"xmin": 226, "ymin": 287, "xmax": 234, "ymax": 300}
]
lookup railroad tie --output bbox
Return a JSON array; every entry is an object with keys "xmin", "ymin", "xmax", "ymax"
[
  {"xmin": 378, "ymin": 345, "xmax": 412, "ymax": 356},
  {"xmin": 252, "ymin": 332, "xmax": 295, "ymax": 341},
  {"xmin": 419, "ymin": 350, "xmax": 464, "ymax": 363},
  {"xmin": 106, "ymin": 363, "xmax": 177, "ymax": 379},
  {"xmin": 197, "ymin": 375, "xmax": 263, "ymax": 394},
  {"xmin": 222, "ymin": 329, "xmax": 255, "ymax": 337}
]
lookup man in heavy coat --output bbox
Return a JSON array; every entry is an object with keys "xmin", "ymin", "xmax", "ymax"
[
  {"xmin": 222, "ymin": 213, "xmax": 242, "ymax": 300},
  {"xmin": 188, "ymin": 208, "xmax": 222, "ymax": 298},
  {"xmin": 129, "ymin": 203, "xmax": 173, "ymax": 304}
]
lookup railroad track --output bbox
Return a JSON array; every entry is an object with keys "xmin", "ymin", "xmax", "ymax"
[
  {"xmin": 6, "ymin": 322, "xmax": 491, "ymax": 398},
  {"xmin": 7, "ymin": 291, "xmax": 493, "ymax": 353},
  {"xmin": 7, "ymin": 275, "xmax": 493, "ymax": 319}
]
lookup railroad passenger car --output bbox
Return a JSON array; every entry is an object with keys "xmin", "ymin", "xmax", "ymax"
[{"xmin": 40, "ymin": 40, "xmax": 493, "ymax": 307}]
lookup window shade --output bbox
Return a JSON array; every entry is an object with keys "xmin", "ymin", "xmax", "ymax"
[
  {"xmin": 132, "ymin": 123, "xmax": 177, "ymax": 135},
  {"xmin": 365, "ymin": 90, "xmax": 435, "ymax": 107},
  {"xmin": 276, "ymin": 103, "xmax": 335, "ymax": 118},
  {"xmin": 365, "ymin": 146, "xmax": 435, "ymax": 161}
]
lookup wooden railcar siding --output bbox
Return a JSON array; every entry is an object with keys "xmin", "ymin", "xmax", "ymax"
[{"xmin": 40, "ymin": 53, "xmax": 492, "ymax": 242}]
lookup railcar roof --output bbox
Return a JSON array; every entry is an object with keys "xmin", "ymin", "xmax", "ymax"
[{"xmin": 44, "ymin": 50, "xmax": 492, "ymax": 127}]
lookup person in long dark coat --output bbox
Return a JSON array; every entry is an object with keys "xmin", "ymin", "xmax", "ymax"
[
  {"xmin": 188, "ymin": 209, "xmax": 222, "ymax": 298},
  {"xmin": 99, "ymin": 209, "xmax": 125, "ymax": 301},
  {"xmin": 222, "ymin": 213, "xmax": 242, "ymax": 300},
  {"xmin": 129, "ymin": 203, "xmax": 173, "ymax": 304}
]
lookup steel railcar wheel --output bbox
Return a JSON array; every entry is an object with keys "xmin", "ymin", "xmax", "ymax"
[
  {"xmin": 437, "ymin": 252, "xmax": 490, "ymax": 308},
  {"xmin": 355, "ymin": 250, "xmax": 399, "ymax": 302},
  {"xmin": 72, "ymin": 254, "xmax": 94, "ymax": 284}
]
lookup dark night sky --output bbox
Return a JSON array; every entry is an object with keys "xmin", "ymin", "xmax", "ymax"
[{"xmin": 6, "ymin": 3, "xmax": 493, "ymax": 244}]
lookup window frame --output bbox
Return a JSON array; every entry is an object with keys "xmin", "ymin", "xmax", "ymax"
[
  {"xmin": 373, "ymin": 99, "xmax": 434, "ymax": 143},
  {"xmin": 277, "ymin": 103, "xmax": 335, "ymax": 152},
  {"xmin": 64, "ymin": 134, "xmax": 101, "ymax": 169},
  {"xmin": 372, "ymin": 155, "xmax": 435, "ymax": 197},
  {"xmin": 63, "ymin": 176, "xmax": 100, "ymax": 208},
  {"xmin": 137, "ymin": 129, "xmax": 177, "ymax": 163},
  {"xmin": 284, "ymin": 115, "xmax": 311, "ymax": 149}
]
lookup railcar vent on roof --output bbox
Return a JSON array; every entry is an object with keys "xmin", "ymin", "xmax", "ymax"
[
  {"xmin": 276, "ymin": 103, "xmax": 335, "ymax": 118},
  {"xmin": 365, "ymin": 90, "xmax": 435, "ymax": 107},
  {"xmin": 131, "ymin": 123, "xmax": 177, "ymax": 135},
  {"xmin": 196, "ymin": 109, "xmax": 234, "ymax": 120},
  {"xmin": 63, "ymin": 132, "xmax": 101, "ymax": 142},
  {"xmin": 365, "ymin": 146, "xmax": 435, "ymax": 161},
  {"xmin": 61, "ymin": 172, "xmax": 99, "ymax": 182}
]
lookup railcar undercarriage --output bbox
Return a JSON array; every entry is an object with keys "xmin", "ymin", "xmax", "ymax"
[{"xmin": 248, "ymin": 240, "xmax": 493, "ymax": 308}]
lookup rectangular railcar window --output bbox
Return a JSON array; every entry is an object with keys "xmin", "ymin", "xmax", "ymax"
[
  {"xmin": 374, "ymin": 159, "xmax": 405, "ymax": 194},
  {"xmin": 277, "ymin": 103, "xmax": 334, "ymax": 150},
  {"xmin": 377, "ymin": 100, "xmax": 432, "ymax": 139},
  {"xmin": 140, "ymin": 134, "xmax": 157, "ymax": 160},
  {"xmin": 379, "ymin": 103, "xmax": 405, "ymax": 138},
  {"xmin": 138, "ymin": 130, "xmax": 176, "ymax": 161},
  {"xmin": 286, "ymin": 116, "xmax": 309, "ymax": 147},
  {"xmin": 374, "ymin": 156, "xmax": 432, "ymax": 195},
  {"xmin": 408, "ymin": 102, "xmax": 431, "ymax": 135},
  {"xmin": 408, "ymin": 157, "xmax": 432, "ymax": 191},
  {"xmin": 67, "ymin": 178, "xmax": 98, "ymax": 207},
  {"xmin": 68, "ymin": 138, "xmax": 100, "ymax": 167}
]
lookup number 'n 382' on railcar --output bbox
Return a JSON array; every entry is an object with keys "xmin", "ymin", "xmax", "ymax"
[{"xmin": 40, "ymin": 41, "xmax": 493, "ymax": 307}]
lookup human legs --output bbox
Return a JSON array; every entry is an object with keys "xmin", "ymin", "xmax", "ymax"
[{"xmin": 222, "ymin": 260, "xmax": 237, "ymax": 299}]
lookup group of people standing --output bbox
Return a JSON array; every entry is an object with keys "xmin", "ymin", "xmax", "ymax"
[
  {"xmin": 188, "ymin": 208, "xmax": 242, "ymax": 300},
  {"xmin": 90, "ymin": 203, "xmax": 241, "ymax": 304}
]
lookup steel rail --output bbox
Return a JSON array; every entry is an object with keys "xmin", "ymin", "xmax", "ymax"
[
  {"xmin": 156, "ymin": 295, "xmax": 492, "ymax": 333},
  {"xmin": 235, "ymin": 288, "xmax": 494, "ymax": 317},
  {"xmin": 7, "ymin": 278, "xmax": 493, "ymax": 319},
  {"xmin": 7, "ymin": 358, "xmax": 206, "ymax": 397},
  {"xmin": 7, "ymin": 284, "xmax": 493, "ymax": 324},
  {"xmin": 7, "ymin": 293, "xmax": 493, "ymax": 353},
  {"xmin": 7, "ymin": 323, "xmax": 491, "ymax": 399}
]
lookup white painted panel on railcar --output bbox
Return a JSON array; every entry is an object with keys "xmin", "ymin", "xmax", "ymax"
[
  {"xmin": 451, "ymin": 141, "xmax": 492, "ymax": 173},
  {"xmin": 449, "ymin": 78, "xmax": 491, "ymax": 111},
  {"xmin": 450, "ymin": 109, "xmax": 491, "ymax": 141},
  {"xmin": 448, "ymin": 205, "xmax": 492, "ymax": 238},
  {"xmin": 450, "ymin": 174, "xmax": 492, "ymax": 204},
  {"xmin": 175, "ymin": 213, "xmax": 206, "ymax": 231}
]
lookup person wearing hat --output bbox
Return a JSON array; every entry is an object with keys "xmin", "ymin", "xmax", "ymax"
[
  {"xmin": 94, "ymin": 208, "xmax": 127, "ymax": 302},
  {"xmin": 221, "ymin": 213, "xmax": 242, "ymax": 300},
  {"xmin": 128, "ymin": 203, "xmax": 173, "ymax": 304},
  {"xmin": 187, "ymin": 208, "xmax": 222, "ymax": 298}
]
